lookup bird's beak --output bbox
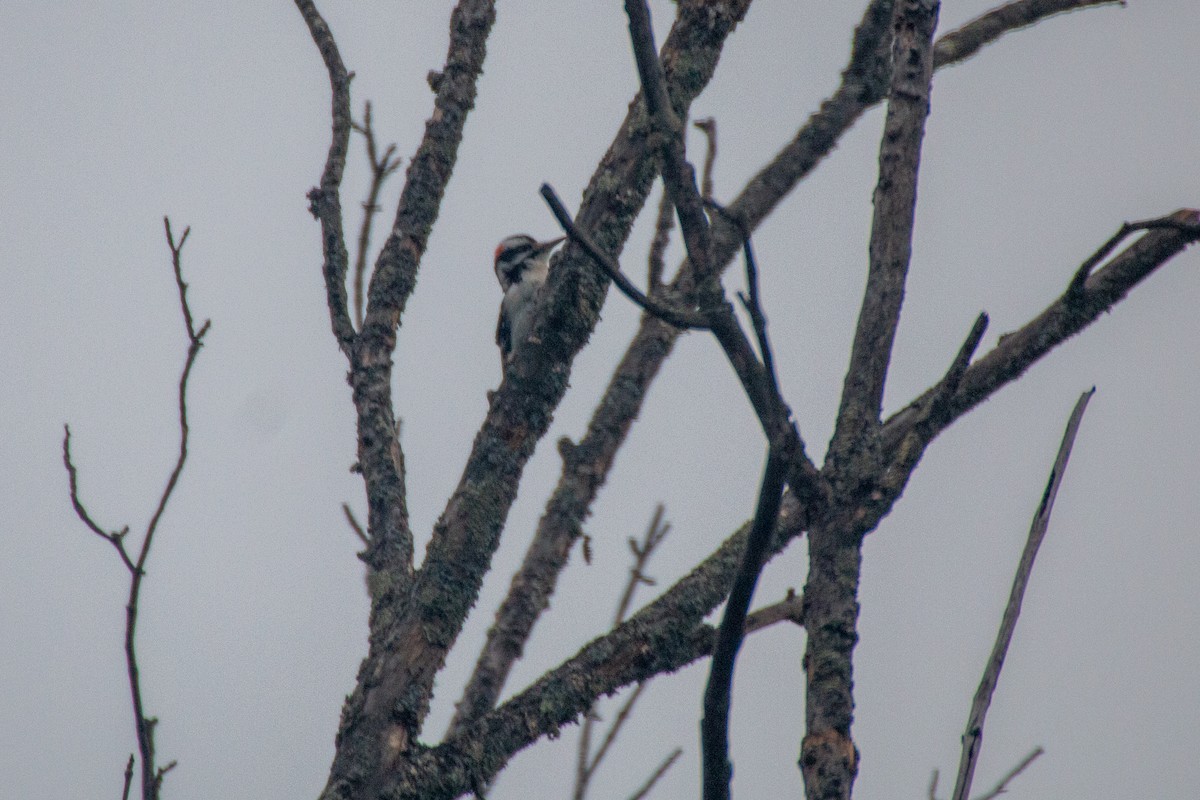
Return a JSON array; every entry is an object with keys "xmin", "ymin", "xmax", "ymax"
[{"xmin": 536, "ymin": 236, "xmax": 567, "ymax": 255}]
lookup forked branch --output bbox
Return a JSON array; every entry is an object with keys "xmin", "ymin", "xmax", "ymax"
[
  {"xmin": 350, "ymin": 101, "xmax": 402, "ymax": 330},
  {"xmin": 63, "ymin": 218, "xmax": 209, "ymax": 800}
]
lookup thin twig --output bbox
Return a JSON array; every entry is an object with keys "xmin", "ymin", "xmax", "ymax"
[
  {"xmin": 64, "ymin": 220, "xmax": 208, "ymax": 800},
  {"xmin": 693, "ymin": 118, "xmax": 717, "ymax": 202},
  {"xmin": 574, "ymin": 507, "xmax": 672, "ymax": 800},
  {"xmin": 1067, "ymin": 216, "xmax": 1200, "ymax": 300},
  {"xmin": 933, "ymin": 0, "xmax": 1121, "ymax": 68},
  {"xmin": 972, "ymin": 746, "xmax": 1043, "ymax": 800},
  {"xmin": 541, "ymin": 184, "xmax": 708, "ymax": 330},
  {"xmin": 627, "ymin": 748, "xmax": 683, "ymax": 800},
  {"xmin": 919, "ymin": 312, "xmax": 990, "ymax": 433},
  {"xmin": 950, "ymin": 391, "xmax": 1094, "ymax": 800},
  {"xmin": 743, "ymin": 588, "xmax": 805, "ymax": 633},
  {"xmin": 586, "ymin": 683, "xmax": 647, "ymax": 782},
  {"xmin": 342, "ymin": 502, "xmax": 369, "ymax": 546},
  {"xmin": 121, "ymin": 754, "xmax": 135, "ymax": 800},
  {"xmin": 63, "ymin": 428, "xmax": 137, "ymax": 573},
  {"xmin": 928, "ymin": 768, "xmax": 939, "ymax": 800},
  {"xmin": 350, "ymin": 101, "xmax": 402, "ymax": 330}
]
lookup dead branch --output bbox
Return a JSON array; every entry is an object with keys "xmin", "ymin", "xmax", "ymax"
[
  {"xmin": 934, "ymin": 0, "xmax": 1120, "ymax": 66},
  {"xmin": 63, "ymin": 218, "xmax": 209, "ymax": 800},
  {"xmin": 573, "ymin": 507, "xmax": 672, "ymax": 800},
  {"xmin": 883, "ymin": 210, "xmax": 1200, "ymax": 461},
  {"xmin": 349, "ymin": 101, "xmax": 402, "ymax": 330},
  {"xmin": 444, "ymin": 0, "xmax": 754, "ymax": 741},
  {"xmin": 295, "ymin": 0, "xmax": 355, "ymax": 355},
  {"xmin": 341, "ymin": 502, "xmax": 368, "ymax": 546},
  {"xmin": 951, "ymin": 391, "xmax": 1093, "ymax": 800},
  {"xmin": 802, "ymin": 4, "xmax": 939, "ymax": 799},
  {"xmin": 971, "ymin": 746, "xmax": 1043, "ymax": 800},
  {"xmin": 628, "ymin": 748, "xmax": 684, "ymax": 800},
  {"xmin": 447, "ymin": 0, "xmax": 1099, "ymax": 758}
]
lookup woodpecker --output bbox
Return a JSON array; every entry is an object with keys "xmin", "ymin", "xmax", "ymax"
[{"xmin": 494, "ymin": 234, "xmax": 565, "ymax": 366}]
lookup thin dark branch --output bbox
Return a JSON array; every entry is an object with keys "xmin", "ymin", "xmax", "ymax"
[
  {"xmin": 940, "ymin": 313, "xmax": 990, "ymax": 398},
  {"xmin": 917, "ymin": 312, "xmax": 990, "ymax": 432},
  {"xmin": 574, "ymin": 507, "xmax": 671, "ymax": 800},
  {"xmin": 350, "ymin": 101, "xmax": 402, "ymax": 331},
  {"xmin": 586, "ymin": 683, "xmax": 647, "ymax": 782},
  {"xmin": 722, "ymin": 206, "xmax": 779, "ymax": 405},
  {"xmin": 627, "ymin": 748, "xmax": 683, "ymax": 800},
  {"xmin": 882, "ymin": 210, "xmax": 1200, "ymax": 459},
  {"xmin": 972, "ymin": 747, "xmax": 1043, "ymax": 800},
  {"xmin": 295, "ymin": 0, "xmax": 356, "ymax": 354},
  {"xmin": 1067, "ymin": 216, "xmax": 1200, "ymax": 300},
  {"xmin": 950, "ymin": 391, "xmax": 1093, "ymax": 800},
  {"xmin": 928, "ymin": 769, "xmax": 939, "ymax": 800},
  {"xmin": 934, "ymin": 0, "xmax": 1121, "ymax": 68},
  {"xmin": 614, "ymin": 505, "xmax": 670, "ymax": 626},
  {"xmin": 121, "ymin": 754, "xmax": 135, "ymax": 800},
  {"xmin": 694, "ymin": 118, "xmax": 717, "ymax": 201},
  {"xmin": 701, "ymin": 450, "xmax": 789, "ymax": 800},
  {"xmin": 163, "ymin": 218, "xmax": 195, "ymax": 341},
  {"xmin": 64, "ymin": 220, "xmax": 208, "ymax": 800},
  {"xmin": 342, "ymin": 502, "xmax": 368, "ymax": 546},
  {"xmin": 623, "ymin": 0, "xmax": 713, "ymax": 284},
  {"xmin": 541, "ymin": 184, "xmax": 709, "ymax": 330},
  {"xmin": 63, "ymin": 427, "xmax": 137, "ymax": 574}
]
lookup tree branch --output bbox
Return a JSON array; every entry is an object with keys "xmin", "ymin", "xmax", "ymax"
[
  {"xmin": 802, "ymin": 3, "xmax": 939, "ymax": 798},
  {"xmin": 934, "ymin": 0, "xmax": 1121, "ymax": 67},
  {"xmin": 951, "ymin": 391, "xmax": 1093, "ymax": 800},
  {"xmin": 446, "ymin": 0, "xmax": 1100, "ymax": 750},
  {"xmin": 971, "ymin": 746, "xmax": 1043, "ymax": 800},
  {"xmin": 572, "ymin": 507, "xmax": 671, "ymax": 800},
  {"xmin": 295, "ymin": 0, "xmax": 356, "ymax": 355},
  {"xmin": 426, "ymin": 0, "xmax": 753, "ymax": 748},
  {"xmin": 541, "ymin": 184, "xmax": 709, "ymax": 330},
  {"xmin": 628, "ymin": 748, "xmax": 683, "ymax": 800},
  {"xmin": 826, "ymin": 0, "xmax": 939, "ymax": 478},
  {"xmin": 304, "ymin": 1, "xmax": 498, "ymax": 797},
  {"xmin": 63, "ymin": 218, "xmax": 209, "ymax": 800},
  {"xmin": 883, "ymin": 210, "xmax": 1200, "ymax": 461},
  {"xmin": 350, "ymin": 101, "xmax": 402, "ymax": 331},
  {"xmin": 702, "ymin": 450, "xmax": 788, "ymax": 800}
]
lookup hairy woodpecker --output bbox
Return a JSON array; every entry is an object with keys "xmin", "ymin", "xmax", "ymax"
[{"xmin": 493, "ymin": 234, "xmax": 565, "ymax": 366}]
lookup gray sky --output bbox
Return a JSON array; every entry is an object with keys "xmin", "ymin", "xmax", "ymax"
[{"xmin": 3, "ymin": 2, "xmax": 1199, "ymax": 798}]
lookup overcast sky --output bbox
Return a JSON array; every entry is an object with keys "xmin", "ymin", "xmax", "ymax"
[{"xmin": 3, "ymin": 2, "xmax": 1199, "ymax": 799}]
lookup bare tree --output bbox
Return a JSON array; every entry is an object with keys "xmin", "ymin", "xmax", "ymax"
[{"xmin": 60, "ymin": 1, "xmax": 1198, "ymax": 799}]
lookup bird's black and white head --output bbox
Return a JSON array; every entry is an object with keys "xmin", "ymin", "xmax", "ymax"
[
  {"xmin": 493, "ymin": 233, "xmax": 566, "ymax": 367},
  {"xmin": 493, "ymin": 234, "xmax": 565, "ymax": 292}
]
